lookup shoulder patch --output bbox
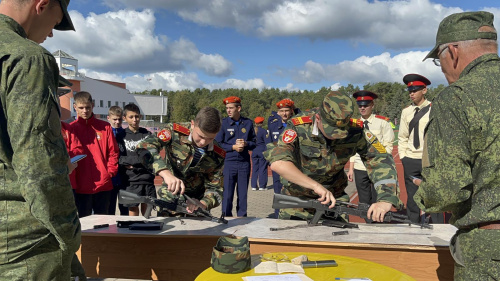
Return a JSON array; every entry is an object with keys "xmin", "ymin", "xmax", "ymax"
[
  {"xmin": 375, "ymin": 115, "xmax": 390, "ymax": 122},
  {"xmin": 349, "ymin": 118, "xmax": 364, "ymax": 128},
  {"xmin": 282, "ymin": 129, "xmax": 298, "ymax": 144},
  {"xmin": 364, "ymin": 130, "xmax": 386, "ymax": 153},
  {"xmin": 213, "ymin": 144, "xmax": 226, "ymax": 158},
  {"xmin": 173, "ymin": 123, "xmax": 190, "ymax": 135},
  {"xmin": 157, "ymin": 129, "xmax": 172, "ymax": 142},
  {"xmin": 291, "ymin": 116, "xmax": 312, "ymax": 126}
]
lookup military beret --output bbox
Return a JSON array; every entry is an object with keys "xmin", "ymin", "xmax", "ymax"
[
  {"xmin": 319, "ymin": 91, "xmax": 354, "ymax": 139},
  {"xmin": 276, "ymin": 98, "xmax": 295, "ymax": 109},
  {"xmin": 353, "ymin": 90, "xmax": 378, "ymax": 106},
  {"xmin": 424, "ymin": 11, "xmax": 497, "ymax": 60},
  {"xmin": 223, "ymin": 96, "xmax": 241, "ymax": 105},
  {"xmin": 403, "ymin": 74, "xmax": 431, "ymax": 92},
  {"xmin": 254, "ymin": 116, "xmax": 264, "ymax": 124}
]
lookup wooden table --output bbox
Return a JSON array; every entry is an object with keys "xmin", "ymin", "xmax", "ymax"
[{"xmin": 77, "ymin": 215, "xmax": 456, "ymax": 281}]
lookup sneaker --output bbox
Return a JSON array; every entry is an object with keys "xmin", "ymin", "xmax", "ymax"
[
  {"xmin": 252, "ymin": 187, "xmax": 257, "ymax": 191},
  {"xmin": 259, "ymin": 187, "xmax": 266, "ymax": 191}
]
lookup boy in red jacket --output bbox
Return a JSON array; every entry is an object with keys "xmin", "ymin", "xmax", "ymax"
[{"xmin": 71, "ymin": 91, "xmax": 119, "ymax": 217}]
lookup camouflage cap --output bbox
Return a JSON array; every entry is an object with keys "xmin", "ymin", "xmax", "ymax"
[
  {"xmin": 54, "ymin": 0, "xmax": 75, "ymax": 31},
  {"xmin": 211, "ymin": 236, "xmax": 251, "ymax": 274},
  {"xmin": 423, "ymin": 11, "xmax": 497, "ymax": 60},
  {"xmin": 319, "ymin": 91, "xmax": 354, "ymax": 139}
]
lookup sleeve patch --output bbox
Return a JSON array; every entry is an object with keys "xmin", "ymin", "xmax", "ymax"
[
  {"xmin": 282, "ymin": 129, "xmax": 298, "ymax": 143},
  {"xmin": 291, "ymin": 116, "xmax": 312, "ymax": 126},
  {"xmin": 365, "ymin": 131, "xmax": 386, "ymax": 153},
  {"xmin": 157, "ymin": 129, "xmax": 172, "ymax": 142},
  {"xmin": 173, "ymin": 123, "xmax": 190, "ymax": 135},
  {"xmin": 213, "ymin": 145, "xmax": 226, "ymax": 158}
]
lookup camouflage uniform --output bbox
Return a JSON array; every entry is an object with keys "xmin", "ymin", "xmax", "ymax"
[
  {"xmin": 264, "ymin": 92, "xmax": 401, "ymax": 220},
  {"xmin": 0, "ymin": 14, "xmax": 81, "ymax": 280},
  {"xmin": 138, "ymin": 122, "xmax": 225, "ymax": 210},
  {"xmin": 415, "ymin": 11, "xmax": 500, "ymax": 280}
]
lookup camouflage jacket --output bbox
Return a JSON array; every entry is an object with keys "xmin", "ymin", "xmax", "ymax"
[
  {"xmin": 415, "ymin": 53, "xmax": 500, "ymax": 228},
  {"xmin": 0, "ymin": 14, "xmax": 80, "ymax": 263},
  {"xmin": 264, "ymin": 108, "xmax": 401, "ymax": 207},
  {"xmin": 138, "ymin": 122, "xmax": 225, "ymax": 210}
]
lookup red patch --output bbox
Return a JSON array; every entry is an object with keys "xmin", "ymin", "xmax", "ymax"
[
  {"xmin": 213, "ymin": 145, "xmax": 226, "ymax": 158},
  {"xmin": 173, "ymin": 123, "xmax": 190, "ymax": 135},
  {"xmin": 157, "ymin": 129, "xmax": 171, "ymax": 142},
  {"xmin": 282, "ymin": 129, "xmax": 297, "ymax": 144}
]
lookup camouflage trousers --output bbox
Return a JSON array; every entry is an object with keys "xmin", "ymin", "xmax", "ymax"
[
  {"xmin": 0, "ymin": 236, "xmax": 85, "ymax": 281},
  {"xmin": 452, "ymin": 228, "xmax": 500, "ymax": 280}
]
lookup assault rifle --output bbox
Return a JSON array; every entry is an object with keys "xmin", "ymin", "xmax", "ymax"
[
  {"xmin": 272, "ymin": 194, "xmax": 432, "ymax": 230},
  {"xmin": 118, "ymin": 190, "xmax": 228, "ymax": 224}
]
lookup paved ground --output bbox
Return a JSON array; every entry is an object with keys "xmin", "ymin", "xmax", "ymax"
[{"xmin": 88, "ymin": 176, "xmax": 357, "ymax": 280}]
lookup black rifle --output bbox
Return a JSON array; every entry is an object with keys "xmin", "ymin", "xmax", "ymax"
[
  {"xmin": 118, "ymin": 190, "xmax": 228, "ymax": 224},
  {"xmin": 272, "ymin": 194, "xmax": 432, "ymax": 229}
]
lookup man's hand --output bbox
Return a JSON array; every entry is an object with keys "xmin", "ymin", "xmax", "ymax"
[
  {"xmin": 67, "ymin": 159, "xmax": 77, "ymax": 174},
  {"xmin": 413, "ymin": 178, "xmax": 422, "ymax": 186},
  {"xmin": 158, "ymin": 170, "xmax": 185, "ymax": 195},
  {"xmin": 367, "ymin": 202, "xmax": 392, "ymax": 222},
  {"xmin": 186, "ymin": 198, "xmax": 207, "ymax": 213},
  {"xmin": 312, "ymin": 184, "xmax": 336, "ymax": 208},
  {"xmin": 232, "ymin": 139, "xmax": 245, "ymax": 152},
  {"xmin": 347, "ymin": 169, "xmax": 354, "ymax": 182}
]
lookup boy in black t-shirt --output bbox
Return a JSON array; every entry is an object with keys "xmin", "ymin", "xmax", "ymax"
[{"xmin": 116, "ymin": 103, "xmax": 156, "ymax": 216}]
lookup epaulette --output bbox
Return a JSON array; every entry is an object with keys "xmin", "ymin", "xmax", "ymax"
[
  {"xmin": 173, "ymin": 123, "xmax": 190, "ymax": 135},
  {"xmin": 349, "ymin": 118, "xmax": 364, "ymax": 129},
  {"xmin": 291, "ymin": 116, "xmax": 312, "ymax": 126},
  {"xmin": 270, "ymin": 118, "xmax": 279, "ymax": 124},
  {"xmin": 213, "ymin": 144, "xmax": 226, "ymax": 158},
  {"xmin": 375, "ymin": 115, "xmax": 390, "ymax": 122}
]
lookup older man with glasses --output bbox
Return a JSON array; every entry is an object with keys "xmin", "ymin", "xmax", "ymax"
[{"xmin": 413, "ymin": 11, "xmax": 500, "ymax": 280}]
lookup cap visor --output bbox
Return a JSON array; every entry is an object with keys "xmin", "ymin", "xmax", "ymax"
[
  {"xmin": 423, "ymin": 45, "xmax": 439, "ymax": 61},
  {"xmin": 54, "ymin": 2, "xmax": 75, "ymax": 31}
]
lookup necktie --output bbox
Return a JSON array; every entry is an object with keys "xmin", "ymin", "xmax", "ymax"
[
  {"xmin": 363, "ymin": 120, "xmax": 369, "ymax": 131},
  {"xmin": 413, "ymin": 107, "xmax": 420, "ymax": 148},
  {"xmin": 191, "ymin": 147, "xmax": 206, "ymax": 167}
]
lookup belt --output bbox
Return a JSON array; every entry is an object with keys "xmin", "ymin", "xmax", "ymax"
[{"xmin": 478, "ymin": 221, "xmax": 500, "ymax": 230}]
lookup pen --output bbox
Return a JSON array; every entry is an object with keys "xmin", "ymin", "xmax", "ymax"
[{"xmin": 93, "ymin": 224, "xmax": 109, "ymax": 229}]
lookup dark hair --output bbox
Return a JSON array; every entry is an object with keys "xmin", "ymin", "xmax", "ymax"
[
  {"xmin": 194, "ymin": 107, "xmax": 221, "ymax": 134},
  {"xmin": 123, "ymin": 103, "xmax": 141, "ymax": 116},
  {"xmin": 73, "ymin": 91, "xmax": 93, "ymax": 104}
]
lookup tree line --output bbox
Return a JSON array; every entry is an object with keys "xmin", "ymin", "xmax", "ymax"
[{"xmin": 134, "ymin": 82, "xmax": 446, "ymax": 127}]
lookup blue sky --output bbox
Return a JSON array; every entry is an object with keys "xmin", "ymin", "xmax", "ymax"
[{"xmin": 42, "ymin": 0, "xmax": 500, "ymax": 93}]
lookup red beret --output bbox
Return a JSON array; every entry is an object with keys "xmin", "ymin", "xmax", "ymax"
[
  {"xmin": 223, "ymin": 96, "xmax": 241, "ymax": 105},
  {"xmin": 254, "ymin": 116, "xmax": 264, "ymax": 124},
  {"xmin": 276, "ymin": 98, "xmax": 295, "ymax": 109}
]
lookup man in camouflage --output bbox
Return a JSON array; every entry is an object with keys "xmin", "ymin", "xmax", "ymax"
[
  {"xmin": 264, "ymin": 91, "xmax": 401, "ymax": 222},
  {"xmin": 138, "ymin": 107, "xmax": 226, "ymax": 213},
  {"xmin": 0, "ymin": 0, "xmax": 82, "ymax": 280},
  {"xmin": 415, "ymin": 11, "xmax": 500, "ymax": 279}
]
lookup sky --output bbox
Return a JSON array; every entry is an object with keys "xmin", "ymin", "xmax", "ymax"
[{"xmin": 42, "ymin": 0, "xmax": 500, "ymax": 93}]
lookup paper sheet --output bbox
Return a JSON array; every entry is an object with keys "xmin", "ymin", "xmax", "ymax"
[
  {"xmin": 254, "ymin": 261, "xmax": 304, "ymax": 274},
  {"xmin": 243, "ymin": 274, "xmax": 313, "ymax": 281}
]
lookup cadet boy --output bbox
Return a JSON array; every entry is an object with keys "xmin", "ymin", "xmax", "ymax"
[
  {"xmin": 0, "ymin": 0, "xmax": 82, "ymax": 279},
  {"xmin": 107, "ymin": 106, "xmax": 128, "ymax": 215},
  {"xmin": 250, "ymin": 116, "xmax": 268, "ymax": 191},
  {"xmin": 267, "ymin": 98, "xmax": 298, "ymax": 217},
  {"xmin": 398, "ymin": 73, "xmax": 443, "ymax": 224},
  {"xmin": 415, "ymin": 11, "xmax": 500, "ymax": 279},
  {"xmin": 347, "ymin": 91, "xmax": 394, "ymax": 207},
  {"xmin": 264, "ymin": 91, "xmax": 401, "ymax": 222},
  {"xmin": 71, "ymin": 91, "xmax": 119, "ymax": 217},
  {"xmin": 138, "ymin": 107, "xmax": 225, "ymax": 213},
  {"xmin": 116, "ymin": 103, "xmax": 156, "ymax": 216},
  {"xmin": 215, "ymin": 97, "xmax": 256, "ymax": 217}
]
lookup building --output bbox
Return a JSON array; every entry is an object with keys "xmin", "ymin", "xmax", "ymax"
[{"xmin": 54, "ymin": 50, "xmax": 167, "ymax": 124}]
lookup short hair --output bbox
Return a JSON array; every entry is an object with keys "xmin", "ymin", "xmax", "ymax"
[
  {"xmin": 123, "ymin": 103, "xmax": 141, "ymax": 115},
  {"xmin": 108, "ymin": 106, "xmax": 122, "ymax": 117},
  {"xmin": 73, "ymin": 91, "xmax": 93, "ymax": 104},
  {"xmin": 194, "ymin": 107, "xmax": 221, "ymax": 134}
]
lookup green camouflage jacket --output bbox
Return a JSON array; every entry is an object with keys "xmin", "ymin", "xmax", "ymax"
[
  {"xmin": 138, "ymin": 122, "xmax": 225, "ymax": 210},
  {"xmin": 0, "ymin": 14, "xmax": 81, "ymax": 264},
  {"xmin": 415, "ymin": 53, "xmax": 500, "ymax": 228},
  {"xmin": 264, "ymin": 109, "xmax": 401, "ymax": 207}
]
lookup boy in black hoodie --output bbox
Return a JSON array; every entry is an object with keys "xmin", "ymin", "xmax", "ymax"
[{"xmin": 116, "ymin": 103, "xmax": 156, "ymax": 216}]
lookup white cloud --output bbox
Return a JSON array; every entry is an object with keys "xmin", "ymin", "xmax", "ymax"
[
  {"xmin": 42, "ymin": 9, "xmax": 232, "ymax": 76},
  {"xmin": 290, "ymin": 51, "xmax": 447, "ymax": 86},
  {"xmin": 204, "ymin": 78, "xmax": 266, "ymax": 90}
]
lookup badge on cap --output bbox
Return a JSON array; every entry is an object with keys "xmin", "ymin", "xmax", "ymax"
[
  {"xmin": 157, "ymin": 129, "xmax": 171, "ymax": 142},
  {"xmin": 282, "ymin": 129, "xmax": 297, "ymax": 144}
]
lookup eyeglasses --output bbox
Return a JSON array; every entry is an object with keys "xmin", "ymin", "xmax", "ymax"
[
  {"xmin": 260, "ymin": 252, "xmax": 290, "ymax": 262},
  {"xmin": 433, "ymin": 44, "xmax": 457, "ymax": 66}
]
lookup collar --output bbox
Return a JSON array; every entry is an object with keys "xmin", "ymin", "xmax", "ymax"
[
  {"xmin": 312, "ymin": 116, "xmax": 319, "ymax": 136},
  {"xmin": 361, "ymin": 114, "xmax": 374, "ymax": 123},
  {"xmin": 229, "ymin": 117, "xmax": 243, "ymax": 125},
  {"xmin": 0, "ymin": 14, "xmax": 28, "ymax": 39},
  {"xmin": 76, "ymin": 114, "xmax": 95, "ymax": 125},
  {"xmin": 413, "ymin": 99, "xmax": 430, "ymax": 110},
  {"xmin": 460, "ymin": 53, "xmax": 499, "ymax": 80}
]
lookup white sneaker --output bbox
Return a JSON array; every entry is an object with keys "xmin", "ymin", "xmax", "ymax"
[
  {"xmin": 259, "ymin": 187, "xmax": 266, "ymax": 191},
  {"xmin": 252, "ymin": 187, "xmax": 257, "ymax": 191}
]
